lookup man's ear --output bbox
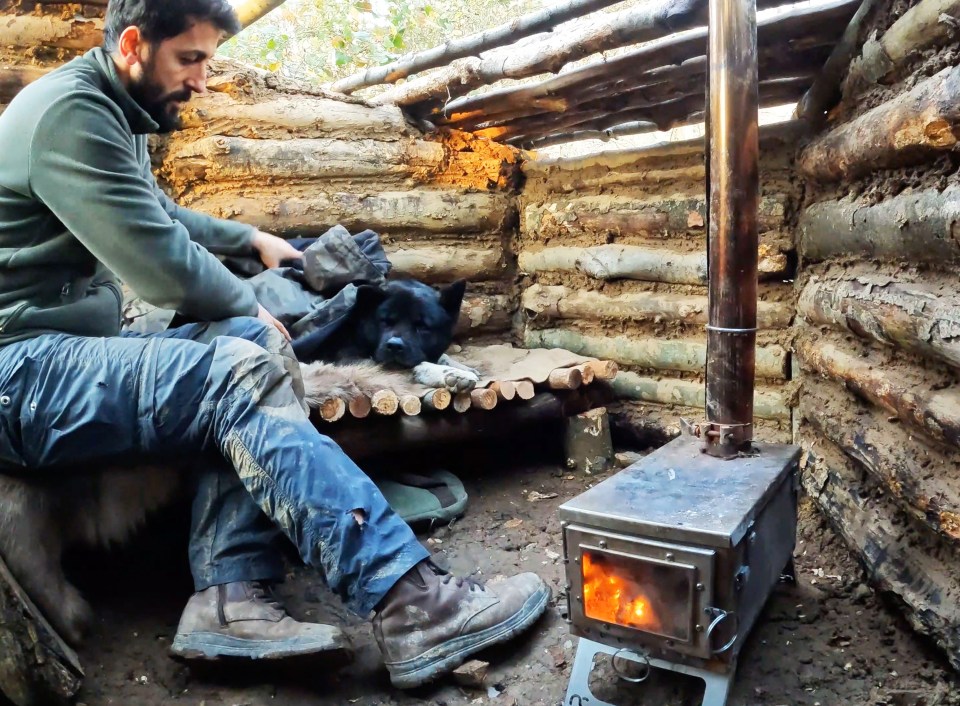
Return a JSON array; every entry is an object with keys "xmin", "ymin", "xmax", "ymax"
[
  {"xmin": 117, "ymin": 25, "xmax": 146, "ymax": 69},
  {"xmin": 439, "ymin": 279, "xmax": 467, "ymax": 317}
]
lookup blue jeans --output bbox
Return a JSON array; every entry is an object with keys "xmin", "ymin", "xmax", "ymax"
[{"xmin": 0, "ymin": 317, "xmax": 428, "ymax": 615}]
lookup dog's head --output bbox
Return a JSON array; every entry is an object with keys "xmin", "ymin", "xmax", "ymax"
[{"xmin": 353, "ymin": 279, "xmax": 466, "ymax": 368}]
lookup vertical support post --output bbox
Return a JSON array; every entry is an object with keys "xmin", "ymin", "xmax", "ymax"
[{"xmin": 704, "ymin": 0, "xmax": 760, "ymax": 458}]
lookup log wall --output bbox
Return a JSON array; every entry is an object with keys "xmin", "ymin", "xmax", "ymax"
[
  {"xmin": 795, "ymin": 0, "xmax": 960, "ymax": 669},
  {"xmin": 518, "ymin": 126, "xmax": 802, "ymax": 445}
]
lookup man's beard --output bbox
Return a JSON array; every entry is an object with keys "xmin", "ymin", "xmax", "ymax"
[{"xmin": 128, "ymin": 59, "xmax": 192, "ymax": 133}]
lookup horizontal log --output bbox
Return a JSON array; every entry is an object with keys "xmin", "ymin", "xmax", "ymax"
[
  {"xmin": 800, "ymin": 431, "xmax": 960, "ymax": 671},
  {"xmin": 524, "ymin": 327, "xmax": 788, "ymax": 379},
  {"xmin": 179, "ymin": 93, "xmax": 409, "ymax": 140},
  {"xmin": 523, "ymin": 194, "xmax": 786, "ymax": 241},
  {"xmin": 522, "ymin": 284, "xmax": 793, "ymax": 329},
  {"xmin": 456, "ymin": 294, "xmax": 513, "ymax": 336},
  {"xmin": 371, "ymin": 0, "xmax": 709, "ymax": 107},
  {"xmin": 387, "ymin": 245, "xmax": 505, "ymax": 283},
  {"xmin": 428, "ymin": 0, "xmax": 856, "ymax": 122},
  {"xmin": 798, "ymin": 65, "xmax": 960, "ymax": 182},
  {"xmin": 0, "ymin": 14, "xmax": 102, "ymax": 50},
  {"xmin": 0, "ymin": 65, "xmax": 49, "ymax": 104},
  {"xmin": 797, "ymin": 337, "xmax": 960, "ymax": 449},
  {"xmin": 0, "ymin": 556, "xmax": 84, "ymax": 706},
  {"xmin": 610, "ymin": 370, "xmax": 789, "ymax": 420},
  {"xmin": 329, "ymin": 0, "xmax": 625, "ymax": 93},
  {"xmin": 182, "ymin": 190, "xmax": 515, "ymax": 237},
  {"xmin": 229, "ymin": 0, "xmax": 288, "ymax": 32},
  {"xmin": 797, "ymin": 277, "xmax": 960, "ymax": 370},
  {"xmin": 526, "ymin": 121, "xmax": 659, "ymax": 150},
  {"xmin": 518, "ymin": 242, "xmax": 789, "ymax": 284},
  {"xmin": 843, "ymin": 0, "xmax": 960, "ymax": 98},
  {"xmin": 326, "ymin": 389, "xmax": 612, "ymax": 459},
  {"xmin": 162, "ymin": 136, "xmax": 446, "ymax": 184},
  {"xmin": 798, "ymin": 185, "xmax": 960, "ymax": 263}
]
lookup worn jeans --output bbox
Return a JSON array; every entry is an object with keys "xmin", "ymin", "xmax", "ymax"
[{"xmin": 0, "ymin": 317, "xmax": 428, "ymax": 615}]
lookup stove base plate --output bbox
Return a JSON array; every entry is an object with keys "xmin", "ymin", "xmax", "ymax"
[{"xmin": 565, "ymin": 638, "xmax": 734, "ymax": 706}]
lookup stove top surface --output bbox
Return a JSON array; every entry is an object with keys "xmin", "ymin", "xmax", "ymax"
[{"xmin": 559, "ymin": 435, "xmax": 800, "ymax": 548}]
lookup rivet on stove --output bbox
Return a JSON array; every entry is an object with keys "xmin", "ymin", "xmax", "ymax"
[
  {"xmin": 598, "ymin": 540, "xmax": 607, "ymax": 549},
  {"xmin": 665, "ymin": 552, "xmax": 675, "ymax": 561},
  {"xmin": 696, "ymin": 624, "xmax": 704, "ymax": 632},
  {"xmin": 696, "ymin": 583, "xmax": 705, "ymax": 591}
]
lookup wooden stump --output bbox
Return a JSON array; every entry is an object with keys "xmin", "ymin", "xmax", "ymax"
[
  {"xmin": 421, "ymin": 389, "xmax": 452, "ymax": 411},
  {"xmin": 348, "ymin": 395, "xmax": 372, "ymax": 419},
  {"xmin": 515, "ymin": 381, "xmax": 536, "ymax": 400},
  {"xmin": 371, "ymin": 390, "xmax": 400, "ymax": 416},
  {"xmin": 0, "ymin": 556, "xmax": 83, "ymax": 706},
  {"xmin": 564, "ymin": 407, "xmax": 614, "ymax": 474}
]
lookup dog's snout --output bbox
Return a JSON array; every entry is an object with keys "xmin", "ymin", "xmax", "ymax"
[{"xmin": 385, "ymin": 337, "xmax": 405, "ymax": 353}]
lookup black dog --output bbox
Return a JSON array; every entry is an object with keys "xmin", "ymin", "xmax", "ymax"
[{"xmin": 316, "ymin": 279, "xmax": 466, "ymax": 369}]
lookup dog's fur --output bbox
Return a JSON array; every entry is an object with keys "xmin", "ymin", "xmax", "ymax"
[{"xmin": 0, "ymin": 278, "xmax": 477, "ymax": 644}]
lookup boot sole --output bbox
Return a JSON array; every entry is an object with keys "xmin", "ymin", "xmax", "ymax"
[
  {"xmin": 386, "ymin": 582, "xmax": 552, "ymax": 689},
  {"xmin": 170, "ymin": 630, "xmax": 351, "ymax": 662}
]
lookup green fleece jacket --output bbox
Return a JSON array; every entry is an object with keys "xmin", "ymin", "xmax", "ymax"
[{"xmin": 0, "ymin": 47, "xmax": 259, "ymax": 345}]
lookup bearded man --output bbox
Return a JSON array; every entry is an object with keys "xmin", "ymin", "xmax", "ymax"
[{"xmin": 0, "ymin": 0, "xmax": 548, "ymax": 690}]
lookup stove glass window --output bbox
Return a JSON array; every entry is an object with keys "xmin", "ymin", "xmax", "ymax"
[{"xmin": 582, "ymin": 549, "xmax": 693, "ymax": 641}]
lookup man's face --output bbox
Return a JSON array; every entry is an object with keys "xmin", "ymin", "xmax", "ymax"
[{"xmin": 128, "ymin": 19, "xmax": 221, "ymax": 132}]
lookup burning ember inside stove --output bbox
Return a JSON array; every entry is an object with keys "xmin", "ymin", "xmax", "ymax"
[{"xmin": 582, "ymin": 550, "xmax": 685, "ymax": 639}]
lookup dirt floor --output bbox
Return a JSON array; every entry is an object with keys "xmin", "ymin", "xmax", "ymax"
[{"xmin": 68, "ymin": 432, "xmax": 960, "ymax": 706}]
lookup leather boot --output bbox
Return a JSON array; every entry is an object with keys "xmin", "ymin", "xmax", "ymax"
[
  {"xmin": 372, "ymin": 561, "xmax": 550, "ymax": 688},
  {"xmin": 170, "ymin": 581, "xmax": 351, "ymax": 661}
]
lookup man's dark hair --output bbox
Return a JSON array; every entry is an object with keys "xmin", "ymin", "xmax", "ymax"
[{"xmin": 104, "ymin": 0, "xmax": 241, "ymax": 51}]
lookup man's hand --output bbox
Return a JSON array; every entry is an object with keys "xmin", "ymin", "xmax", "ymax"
[
  {"xmin": 251, "ymin": 229, "xmax": 302, "ymax": 269},
  {"xmin": 258, "ymin": 304, "xmax": 292, "ymax": 342}
]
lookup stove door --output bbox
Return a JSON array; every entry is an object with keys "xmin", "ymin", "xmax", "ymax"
[{"xmin": 564, "ymin": 524, "xmax": 717, "ymax": 659}]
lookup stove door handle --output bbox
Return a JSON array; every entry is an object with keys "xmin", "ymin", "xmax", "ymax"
[{"xmin": 705, "ymin": 606, "xmax": 740, "ymax": 655}]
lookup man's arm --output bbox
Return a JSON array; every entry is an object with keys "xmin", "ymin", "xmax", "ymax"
[{"xmin": 30, "ymin": 93, "xmax": 259, "ymax": 321}]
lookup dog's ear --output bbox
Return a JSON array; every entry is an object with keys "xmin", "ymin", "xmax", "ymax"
[
  {"xmin": 354, "ymin": 284, "xmax": 387, "ymax": 313},
  {"xmin": 438, "ymin": 279, "xmax": 467, "ymax": 317}
]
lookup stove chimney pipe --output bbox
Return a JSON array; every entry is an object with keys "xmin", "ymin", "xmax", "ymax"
[{"xmin": 703, "ymin": 0, "xmax": 760, "ymax": 458}]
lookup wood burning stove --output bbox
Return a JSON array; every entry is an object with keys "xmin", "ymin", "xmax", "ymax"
[
  {"xmin": 560, "ymin": 435, "xmax": 799, "ymax": 705},
  {"xmin": 558, "ymin": 0, "xmax": 801, "ymax": 702}
]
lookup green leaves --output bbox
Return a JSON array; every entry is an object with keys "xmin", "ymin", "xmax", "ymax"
[{"xmin": 219, "ymin": 0, "xmax": 548, "ymax": 85}]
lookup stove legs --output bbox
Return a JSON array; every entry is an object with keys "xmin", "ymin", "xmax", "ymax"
[{"xmin": 565, "ymin": 638, "xmax": 734, "ymax": 706}]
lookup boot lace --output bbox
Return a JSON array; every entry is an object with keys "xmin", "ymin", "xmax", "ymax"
[{"xmin": 427, "ymin": 561, "xmax": 484, "ymax": 593}]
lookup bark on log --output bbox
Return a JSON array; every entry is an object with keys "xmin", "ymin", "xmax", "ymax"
[
  {"xmin": 524, "ymin": 327, "xmax": 788, "ymax": 379},
  {"xmin": 795, "ymin": 0, "xmax": 884, "ymax": 123},
  {"xmin": 0, "ymin": 556, "xmax": 84, "ymax": 706},
  {"xmin": 799, "ymin": 431, "xmax": 960, "ymax": 671},
  {"xmin": 523, "ymin": 194, "xmax": 786, "ymax": 241},
  {"xmin": 610, "ymin": 370, "xmax": 789, "ymax": 420},
  {"xmin": 227, "ymin": 0, "xmax": 289, "ymax": 33},
  {"xmin": 421, "ymin": 388, "xmax": 451, "ymax": 411},
  {"xmin": 387, "ymin": 245, "xmax": 505, "ymax": 283},
  {"xmin": 178, "ymin": 93, "xmax": 409, "ymax": 140},
  {"xmin": 329, "ymin": 0, "xmax": 625, "ymax": 94},
  {"xmin": 564, "ymin": 407, "xmax": 613, "ymax": 474},
  {"xmin": 420, "ymin": 0, "xmax": 856, "ymax": 120},
  {"xmin": 0, "ymin": 65, "xmax": 49, "ymax": 105},
  {"xmin": 526, "ymin": 121, "xmax": 659, "ymax": 150},
  {"xmin": 797, "ymin": 277, "xmax": 960, "ymax": 370},
  {"xmin": 798, "ymin": 65, "xmax": 960, "ymax": 182},
  {"xmin": 456, "ymin": 294, "xmax": 513, "ymax": 336},
  {"xmin": 181, "ymin": 190, "xmax": 515, "ymax": 237},
  {"xmin": 547, "ymin": 367, "xmax": 582, "ymax": 390},
  {"xmin": 371, "ymin": 0, "xmax": 709, "ymax": 108},
  {"xmin": 326, "ymin": 390, "xmax": 611, "ymax": 459},
  {"xmin": 469, "ymin": 388, "xmax": 498, "ymax": 410},
  {"xmin": 843, "ymin": 0, "xmax": 960, "ymax": 99},
  {"xmin": 163, "ymin": 136, "xmax": 446, "ymax": 184},
  {"xmin": 798, "ymin": 337, "xmax": 960, "ymax": 449},
  {"xmin": 518, "ymin": 243, "xmax": 788, "ymax": 284},
  {"xmin": 522, "ymin": 284, "xmax": 793, "ymax": 329},
  {"xmin": 798, "ymin": 185, "xmax": 960, "ymax": 263},
  {"xmin": 0, "ymin": 14, "xmax": 102, "ymax": 50}
]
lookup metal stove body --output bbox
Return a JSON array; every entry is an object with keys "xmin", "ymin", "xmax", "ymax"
[{"xmin": 560, "ymin": 435, "xmax": 800, "ymax": 706}]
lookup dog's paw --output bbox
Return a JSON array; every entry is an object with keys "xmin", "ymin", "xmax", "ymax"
[
  {"xmin": 437, "ymin": 353, "xmax": 481, "ymax": 378},
  {"xmin": 414, "ymin": 362, "xmax": 479, "ymax": 393}
]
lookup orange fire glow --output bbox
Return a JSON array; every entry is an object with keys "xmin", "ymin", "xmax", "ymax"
[{"xmin": 582, "ymin": 551, "xmax": 662, "ymax": 632}]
